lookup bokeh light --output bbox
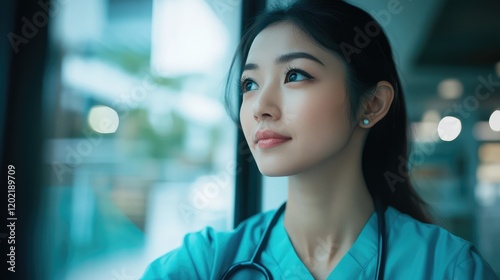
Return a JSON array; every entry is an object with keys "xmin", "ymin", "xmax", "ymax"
[
  {"xmin": 489, "ymin": 110, "xmax": 500, "ymax": 131},
  {"xmin": 88, "ymin": 105, "xmax": 119, "ymax": 133},
  {"xmin": 438, "ymin": 116, "xmax": 462, "ymax": 141},
  {"xmin": 438, "ymin": 78, "xmax": 463, "ymax": 99}
]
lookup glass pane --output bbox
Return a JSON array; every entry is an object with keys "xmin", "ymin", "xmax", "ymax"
[{"xmin": 41, "ymin": 0, "xmax": 241, "ymax": 278}]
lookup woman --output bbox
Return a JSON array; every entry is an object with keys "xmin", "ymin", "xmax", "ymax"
[{"xmin": 142, "ymin": 0, "xmax": 498, "ymax": 279}]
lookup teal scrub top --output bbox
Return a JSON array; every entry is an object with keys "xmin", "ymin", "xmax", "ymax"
[{"xmin": 141, "ymin": 205, "xmax": 498, "ymax": 279}]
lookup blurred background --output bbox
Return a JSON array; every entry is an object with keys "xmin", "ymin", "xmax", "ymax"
[{"xmin": 1, "ymin": 0, "xmax": 499, "ymax": 279}]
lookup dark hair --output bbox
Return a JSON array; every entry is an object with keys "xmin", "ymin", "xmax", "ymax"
[{"xmin": 224, "ymin": 0, "xmax": 433, "ymax": 223}]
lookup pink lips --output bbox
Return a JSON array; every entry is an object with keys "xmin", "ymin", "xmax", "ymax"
[{"xmin": 255, "ymin": 129, "xmax": 291, "ymax": 149}]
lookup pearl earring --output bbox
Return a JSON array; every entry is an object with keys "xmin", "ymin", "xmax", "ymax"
[{"xmin": 363, "ymin": 119, "xmax": 370, "ymax": 125}]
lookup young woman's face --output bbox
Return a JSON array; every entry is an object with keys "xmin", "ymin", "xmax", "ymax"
[{"xmin": 239, "ymin": 22, "xmax": 356, "ymax": 176}]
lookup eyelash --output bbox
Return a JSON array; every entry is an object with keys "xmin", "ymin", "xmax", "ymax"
[
  {"xmin": 238, "ymin": 75, "xmax": 252, "ymax": 95},
  {"xmin": 284, "ymin": 66, "xmax": 313, "ymax": 82},
  {"xmin": 239, "ymin": 66, "xmax": 313, "ymax": 94}
]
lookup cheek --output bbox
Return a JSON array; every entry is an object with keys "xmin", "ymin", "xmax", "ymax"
[
  {"xmin": 239, "ymin": 100, "xmax": 254, "ymax": 144},
  {"xmin": 291, "ymin": 92, "xmax": 351, "ymax": 145},
  {"xmin": 311, "ymin": 98, "xmax": 348, "ymax": 125}
]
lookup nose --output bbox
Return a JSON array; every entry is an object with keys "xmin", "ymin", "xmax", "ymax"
[{"xmin": 252, "ymin": 82, "xmax": 281, "ymax": 122}]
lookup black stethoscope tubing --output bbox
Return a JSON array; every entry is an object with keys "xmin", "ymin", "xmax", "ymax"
[{"xmin": 221, "ymin": 197, "xmax": 387, "ymax": 280}]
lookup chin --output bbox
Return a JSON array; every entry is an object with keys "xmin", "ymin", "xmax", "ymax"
[
  {"xmin": 256, "ymin": 161, "xmax": 301, "ymax": 177},
  {"xmin": 259, "ymin": 169, "xmax": 287, "ymax": 177}
]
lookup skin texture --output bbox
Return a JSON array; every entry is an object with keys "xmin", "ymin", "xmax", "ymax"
[{"xmin": 239, "ymin": 22, "xmax": 394, "ymax": 279}]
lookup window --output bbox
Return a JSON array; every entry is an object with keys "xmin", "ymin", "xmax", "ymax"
[{"xmin": 41, "ymin": 0, "xmax": 242, "ymax": 278}]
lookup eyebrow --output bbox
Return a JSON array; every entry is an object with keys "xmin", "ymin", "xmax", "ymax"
[{"xmin": 242, "ymin": 52, "xmax": 325, "ymax": 71}]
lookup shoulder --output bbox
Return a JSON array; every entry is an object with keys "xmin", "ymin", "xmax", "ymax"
[
  {"xmin": 385, "ymin": 207, "xmax": 498, "ymax": 279},
  {"xmin": 141, "ymin": 208, "xmax": 277, "ymax": 280},
  {"xmin": 387, "ymin": 206, "xmax": 468, "ymax": 252}
]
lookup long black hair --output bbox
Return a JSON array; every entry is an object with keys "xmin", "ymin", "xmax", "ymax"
[{"xmin": 225, "ymin": 0, "xmax": 433, "ymax": 223}]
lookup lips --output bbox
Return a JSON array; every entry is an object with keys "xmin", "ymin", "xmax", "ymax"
[{"xmin": 254, "ymin": 129, "xmax": 291, "ymax": 149}]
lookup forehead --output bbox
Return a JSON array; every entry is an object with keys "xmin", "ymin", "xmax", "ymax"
[{"xmin": 246, "ymin": 22, "xmax": 342, "ymax": 68}]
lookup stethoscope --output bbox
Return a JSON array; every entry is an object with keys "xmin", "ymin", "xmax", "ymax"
[{"xmin": 221, "ymin": 196, "xmax": 387, "ymax": 280}]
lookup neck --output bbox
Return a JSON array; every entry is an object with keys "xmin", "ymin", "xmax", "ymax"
[{"xmin": 283, "ymin": 132, "xmax": 375, "ymax": 278}]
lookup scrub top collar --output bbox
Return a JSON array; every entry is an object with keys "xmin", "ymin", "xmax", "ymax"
[{"xmin": 266, "ymin": 206, "xmax": 389, "ymax": 280}]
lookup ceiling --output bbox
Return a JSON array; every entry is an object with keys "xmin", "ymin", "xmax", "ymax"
[{"xmin": 415, "ymin": 0, "xmax": 500, "ymax": 68}]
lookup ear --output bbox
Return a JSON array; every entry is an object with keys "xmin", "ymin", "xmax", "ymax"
[{"xmin": 359, "ymin": 81, "xmax": 394, "ymax": 128}]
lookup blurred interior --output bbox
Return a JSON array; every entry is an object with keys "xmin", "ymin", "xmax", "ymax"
[{"xmin": 1, "ymin": 0, "xmax": 499, "ymax": 279}]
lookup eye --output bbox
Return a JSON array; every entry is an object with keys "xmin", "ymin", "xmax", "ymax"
[
  {"xmin": 240, "ymin": 78, "xmax": 258, "ymax": 94},
  {"xmin": 285, "ymin": 68, "xmax": 312, "ymax": 83}
]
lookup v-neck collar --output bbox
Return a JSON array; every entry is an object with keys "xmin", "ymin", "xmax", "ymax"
[{"xmin": 266, "ymin": 207, "xmax": 381, "ymax": 280}]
